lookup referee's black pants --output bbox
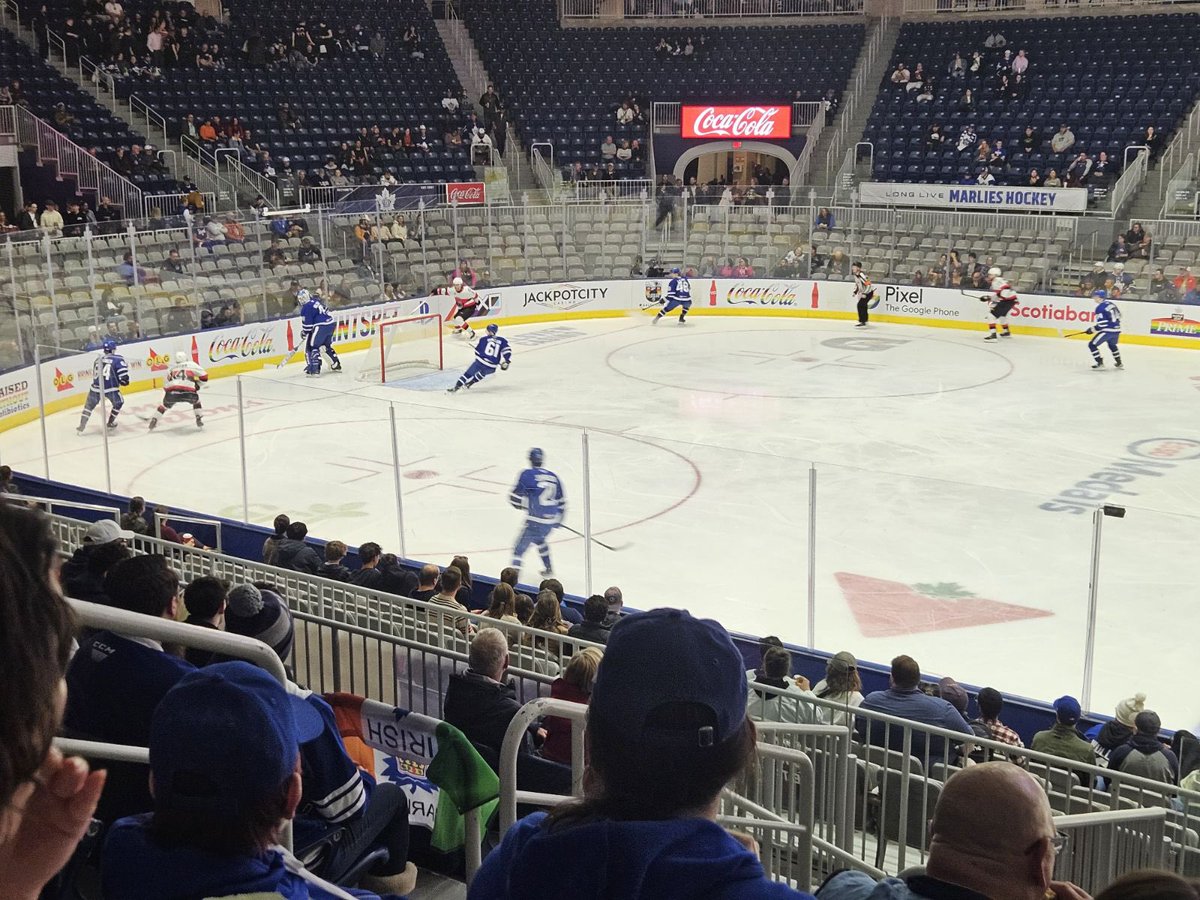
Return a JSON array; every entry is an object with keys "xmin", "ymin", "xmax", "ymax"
[{"xmin": 857, "ymin": 295, "xmax": 871, "ymax": 324}]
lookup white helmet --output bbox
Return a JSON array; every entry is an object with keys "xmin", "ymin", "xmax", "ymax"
[
  {"xmin": 987, "ymin": 267, "xmax": 1002, "ymax": 279},
  {"xmin": 175, "ymin": 351, "xmax": 188, "ymax": 364},
  {"xmin": 296, "ymin": 288, "xmax": 310, "ymax": 303},
  {"xmin": 451, "ymin": 276, "xmax": 464, "ymax": 289}
]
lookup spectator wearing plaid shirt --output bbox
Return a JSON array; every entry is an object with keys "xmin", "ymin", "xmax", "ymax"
[{"xmin": 973, "ymin": 687, "xmax": 1024, "ymax": 750}]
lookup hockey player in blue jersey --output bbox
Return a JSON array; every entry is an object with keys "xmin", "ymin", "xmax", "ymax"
[
  {"xmin": 509, "ymin": 447, "xmax": 566, "ymax": 578},
  {"xmin": 447, "ymin": 323, "xmax": 511, "ymax": 393},
  {"xmin": 76, "ymin": 338, "xmax": 130, "ymax": 434},
  {"xmin": 652, "ymin": 267, "xmax": 692, "ymax": 324},
  {"xmin": 298, "ymin": 288, "xmax": 341, "ymax": 376},
  {"xmin": 1084, "ymin": 290, "xmax": 1123, "ymax": 370}
]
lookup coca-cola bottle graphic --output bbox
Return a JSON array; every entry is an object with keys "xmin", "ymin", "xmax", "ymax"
[
  {"xmin": 709, "ymin": 280, "xmax": 717, "ymax": 307},
  {"xmin": 811, "ymin": 283, "xmax": 819, "ymax": 309},
  {"xmin": 190, "ymin": 336, "xmax": 199, "ymax": 363},
  {"xmin": 285, "ymin": 320, "xmax": 295, "ymax": 351}
]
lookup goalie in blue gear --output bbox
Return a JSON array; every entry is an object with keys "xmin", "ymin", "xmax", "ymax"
[
  {"xmin": 298, "ymin": 288, "xmax": 341, "ymax": 376},
  {"xmin": 1085, "ymin": 290, "xmax": 1123, "ymax": 370},
  {"xmin": 77, "ymin": 338, "xmax": 130, "ymax": 434},
  {"xmin": 509, "ymin": 447, "xmax": 565, "ymax": 578},
  {"xmin": 447, "ymin": 323, "xmax": 511, "ymax": 393},
  {"xmin": 653, "ymin": 267, "xmax": 691, "ymax": 324}
]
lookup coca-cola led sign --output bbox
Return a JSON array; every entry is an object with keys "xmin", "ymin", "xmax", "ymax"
[{"xmin": 681, "ymin": 105, "xmax": 792, "ymax": 140}]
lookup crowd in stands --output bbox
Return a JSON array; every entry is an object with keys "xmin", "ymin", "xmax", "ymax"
[{"xmin": 4, "ymin": 491, "xmax": 1200, "ymax": 897}]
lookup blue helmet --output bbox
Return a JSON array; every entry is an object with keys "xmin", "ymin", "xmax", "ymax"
[
  {"xmin": 529, "ymin": 447, "xmax": 544, "ymax": 467},
  {"xmin": 670, "ymin": 267, "xmax": 681, "ymax": 275},
  {"xmin": 486, "ymin": 323, "xmax": 498, "ymax": 335},
  {"xmin": 102, "ymin": 338, "xmax": 117, "ymax": 353},
  {"xmin": 1092, "ymin": 289, "xmax": 1108, "ymax": 299},
  {"xmin": 296, "ymin": 288, "xmax": 311, "ymax": 304}
]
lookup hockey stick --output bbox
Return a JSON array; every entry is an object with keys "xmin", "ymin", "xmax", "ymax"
[
  {"xmin": 1063, "ymin": 330, "xmax": 1089, "ymax": 338},
  {"xmin": 559, "ymin": 523, "xmax": 631, "ymax": 552},
  {"xmin": 276, "ymin": 346, "xmax": 303, "ymax": 369}
]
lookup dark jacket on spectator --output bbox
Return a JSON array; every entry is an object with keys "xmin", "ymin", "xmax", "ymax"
[
  {"xmin": 349, "ymin": 566, "xmax": 384, "ymax": 589},
  {"xmin": 1092, "ymin": 719, "xmax": 1135, "ymax": 764},
  {"xmin": 61, "ymin": 544, "xmax": 110, "ymax": 604},
  {"xmin": 316, "ymin": 561, "xmax": 352, "ymax": 582},
  {"xmin": 565, "ymin": 620, "xmax": 610, "ymax": 645},
  {"xmin": 182, "ymin": 616, "xmax": 221, "ymax": 667},
  {"xmin": 443, "ymin": 668, "xmax": 527, "ymax": 754},
  {"xmin": 379, "ymin": 562, "xmax": 418, "ymax": 597},
  {"xmin": 274, "ymin": 537, "xmax": 321, "ymax": 574},
  {"xmin": 1109, "ymin": 734, "xmax": 1179, "ymax": 785}
]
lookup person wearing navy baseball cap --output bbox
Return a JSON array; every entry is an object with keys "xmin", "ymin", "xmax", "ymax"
[
  {"xmin": 101, "ymin": 662, "xmax": 403, "ymax": 900},
  {"xmin": 468, "ymin": 608, "xmax": 816, "ymax": 900}
]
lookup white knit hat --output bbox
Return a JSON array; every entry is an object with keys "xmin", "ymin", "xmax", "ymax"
[{"xmin": 1114, "ymin": 693, "xmax": 1146, "ymax": 727}]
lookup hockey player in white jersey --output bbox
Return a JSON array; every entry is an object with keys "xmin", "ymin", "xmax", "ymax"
[
  {"xmin": 446, "ymin": 276, "xmax": 483, "ymax": 339},
  {"xmin": 148, "ymin": 352, "xmax": 208, "ymax": 430},
  {"xmin": 981, "ymin": 267, "xmax": 1018, "ymax": 340},
  {"xmin": 652, "ymin": 268, "xmax": 692, "ymax": 324}
]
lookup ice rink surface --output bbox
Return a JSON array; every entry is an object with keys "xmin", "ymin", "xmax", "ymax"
[{"xmin": 6, "ymin": 315, "xmax": 1200, "ymax": 726}]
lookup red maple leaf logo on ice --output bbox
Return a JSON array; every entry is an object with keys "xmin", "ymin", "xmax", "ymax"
[{"xmin": 835, "ymin": 572, "xmax": 1053, "ymax": 637}]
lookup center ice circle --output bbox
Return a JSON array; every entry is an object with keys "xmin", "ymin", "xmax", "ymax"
[{"xmin": 604, "ymin": 327, "xmax": 1014, "ymax": 399}]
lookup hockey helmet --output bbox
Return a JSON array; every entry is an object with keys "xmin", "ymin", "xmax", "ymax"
[
  {"xmin": 175, "ymin": 351, "xmax": 189, "ymax": 364},
  {"xmin": 452, "ymin": 276, "xmax": 464, "ymax": 288},
  {"xmin": 486, "ymin": 323, "xmax": 498, "ymax": 335},
  {"xmin": 987, "ymin": 267, "xmax": 1002, "ymax": 278},
  {"xmin": 295, "ymin": 288, "xmax": 311, "ymax": 303},
  {"xmin": 529, "ymin": 447, "xmax": 545, "ymax": 467},
  {"xmin": 670, "ymin": 266, "xmax": 681, "ymax": 275},
  {"xmin": 102, "ymin": 338, "xmax": 117, "ymax": 353},
  {"xmin": 1092, "ymin": 289, "xmax": 1108, "ymax": 299}
]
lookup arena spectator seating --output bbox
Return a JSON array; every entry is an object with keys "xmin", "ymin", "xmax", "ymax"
[
  {"xmin": 54, "ymin": 0, "xmax": 477, "ymax": 184},
  {"xmin": 462, "ymin": 0, "xmax": 864, "ymax": 177},
  {"xmin": 865, "ymin": 14, "xmax": 1200, "ymax": 186},
  {"xmin": 0, "ymin": 31, "xmax": 180, "ymax": 194}
]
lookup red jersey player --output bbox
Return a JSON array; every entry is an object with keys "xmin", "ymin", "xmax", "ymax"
[
  {"xmin": 447, "ymin": 275, "xmax": 483, "ymax": 339},
  {"xmin": 148, "ymin": 352, "xmax": 208, "ymax": 430}
]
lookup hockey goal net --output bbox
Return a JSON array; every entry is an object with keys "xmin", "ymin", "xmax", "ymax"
[{"xmin": 358, "ymin": 314, "xmax": 444, "ymax": 383}]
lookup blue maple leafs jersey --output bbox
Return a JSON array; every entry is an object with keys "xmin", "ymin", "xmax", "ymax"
[
  {"xmin": 474, "ymin": 334, "xmax": 512, "ymax": 369},
  {"xmin": 509, "ymin": 467, "xmax": 566, "ymax": 525},
  {"xmin": 667, "ymin": 276, "xmax": 691, "ymax": 302},
  {"xmin": 91, "ymin": 353, "xmax": 129, "ymax": 393},
  {"xmin": 1094, "ymin": 299, "xmax": 1122, "ymax": 333},
  {"xmin": 299, "ymin": 295, "xmax": 335, "ymax": 335}
]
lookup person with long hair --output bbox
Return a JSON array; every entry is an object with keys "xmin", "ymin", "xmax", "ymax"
[
  {"xmin": 469, "ymin": 609, "xmax": 811, "ymax": 899},
  {"xmin": 0, "ymin": 501, "xmax": 106, "ymax": 896},
  {"xmin": 483, "ymin": 583, "xmax": 519, "ymax": 624},
  {"xmin": 448, "ymin": 555, "xmax": 475, "ymax": 609},
  {"xmin": 542, "ymin": 647, "xmax": 603, "ymax": 765},
  {"xmin": 811, "ymin": 651, "xmax": 863, "ymax": 727}
]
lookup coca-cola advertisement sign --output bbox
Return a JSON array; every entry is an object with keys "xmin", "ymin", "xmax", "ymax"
[
  {"xmin": 445, "ymin": 181, "xmax": 485, "ymax": 205},
  {"xmin": 681, "ymin": 105, "xmax": 791, "ymax": 139}
]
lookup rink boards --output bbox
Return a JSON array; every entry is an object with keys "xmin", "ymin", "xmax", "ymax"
[{"xmin": 2, "ymin": 278, "xmax": 1197, "ymax": 432}]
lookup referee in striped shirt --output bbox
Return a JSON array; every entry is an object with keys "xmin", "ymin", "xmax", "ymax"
[{"xmin": 852, "ymin": 261, "xmax": 875, "ymax": 327}]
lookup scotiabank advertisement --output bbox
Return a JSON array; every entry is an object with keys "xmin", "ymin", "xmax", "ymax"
[
  {"xmin": 681, "ymin": 105, "xmax": 792, "ymax": 139},
  {"xmin": 1, "ymin": 281, "xmax": 1196, "ymax": 431}
]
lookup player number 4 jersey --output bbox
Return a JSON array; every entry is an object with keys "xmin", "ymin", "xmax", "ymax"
[
  {"xmin": 91, "ymin": 354, "xmax": 129, "ymax": 393},
  {"xmin": 165, "ymin": 362, "xmax": 209, "ymax": 393},
  {"xmin": 510, "ymin": 467, "xmax": 566, "ymax": 525}
]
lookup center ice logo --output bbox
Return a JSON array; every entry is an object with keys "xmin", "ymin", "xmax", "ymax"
[{"xmin": 1127, "ymin": 437, "xmax": 1200, "ymax": 461}]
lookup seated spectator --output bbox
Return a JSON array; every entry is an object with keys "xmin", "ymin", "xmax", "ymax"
[
  {"xmin": 1087, "ymin": 261, "xmax": 1109, "ymax": 292},
  {"xmin": 817, "ymin": 763, "xmax": 1085, "ymax": 900},
  {"xmin": 814, "ymin": 207, "xmax": 835, "ymax": 231},
  {"xmin": 60, "ymin": 518, "xmax": 134, "ymax": 600},
  {"xmin": 473, "ymin": 608, "xmax": 813, "ymax": 899},
  {"xmin": 599, "ymin": 135, "xmax": 618, "ymax": 162},
  {"xmin": 1109, "ymin": 710, "xmax": 1178, "ymax": 787},
  {"xmin": 732, "ymin": 256, "xmax": 754, "ymax": 277},
  {"xmin": 1066, "ymin": 151, "xmax": 1092, "ymax": 187},
  {"xmin": 1087, "ymin": 693, "xmax": 1145, "ymax": 767},
  {"xmin": 316, "ymin": 539, "xmax": 351, "ymax": 582},
  {"xmin": 616, "ymin": 139, "xmax": 632, "ymax": 162},
  {"xmin": 116, "ymin": 250, "xmax": 154, "ymax": 285},
  {"xmin": 539, "ymin": 576, "xmax": 582, "ymax": 625},
  {"xmin": 1027, "ymin": 168, "xmax": 1042, "ymax": 187},
  {"xmin": 566, "ymin": 595, "xmax": 611, "ymax": 645},
  {"xmin": 976, "ymin": 168, "xmax": 995, "ymax": 186},
  {"xmin": 410, "ymin": 563, "xmax": 438, "ymax": 602},
  {"xmin": 858, "ymin": 655, "xmax": 972, "ymax": 761},
  {"xmin": 1043, "ymin": 169, "xmax": 1063, "ymax": 188},
  {"xmin": 39, "ymin": 200, "xmax": 63, "ymax": 237},
  {"xmin": 1149, "ymin": 268, "xmax": 1174, "ymax": 300},
  {"xmin": 448, "ymin": 554, "xmax": 476, "ymax": 608},
  {"xmin": 483, "ymin": 582, "xmax": 520, "ymax": 624},
  {"xmin": 915, "ymin": 80, "xmax": 934, "ymax": 103},
  {"xmin": 1142, "ymin": 125, "xmax": 1160, "ymax": 160},
  {"xmin": 616, "ymin": 101, "xmax": 634, "ymax": 125},
  {"xmin": 603, "ymin": 586, "xmax": 623, "ymax": 627},
  {"xmin": 262, "ymin": 512, "xmax": 289, "ymax": 565},
  {"xmin": 223, "ymin": 584, "xmax": 296, "ymax": 663},
  {"xmin": 64, "ymin": 555, "xmax": 196, "ymax": 817},
  {"xmin": 298, "ymin": 237, "xmax": 322, "ymax": 263},
  {"xmin": 1126, "ymin": 223, "xmax": 1152, "ymax": 259},
  {"xmin": 955, "ymin": 122, "xmax": 976, "ymax": 151},
  {"xmin": 1112, "ymin": 262, "xmax": 1133, "ymax": 292},
  {"xmin": 541, "ymin": 647, "xmax": 603, "ymax": 765},
  {"xmin": 890, "ymin": 62, "xmax": 910, "ymax": 85},
  {"xmin": 100, "ymin": 661, "xmax": 410, "ymax": 899},
  {"xmin": 274, "ymin": 521, "xmax": 321, "ymax": 574},
  {"xmin": 515, "ymin": 593, "xmax": 535, "ymax": 625},
  {"xmin": 0, "ymin": 465, "xmax": 17, "ymax": 494},
  {"xmin": 947, "ymin": 52, "xmax": 965, "ymax": 79},
  {"xmin": 811, "ymin": 651, "xmax": 863, "ymax": 727},
  {"xmin": 444, "ymin": 627, "xmax": 538, "ymax": 754},
  {"xmin": 0, "ymin": 501, "xmax": 105, "ymax": 900},
  {"xmin": 1050, "ymin": 124, "xmax": 1076, "ymax": 155},
  {"xmin": 197, "ymin": 118, "xmax": 218, "ymax": 141},
  {"xmin": 956, "ymin": 88, "xmax": 974, "ymax": 114},
  {"xmin": 182, "ymin": 575, "xmax": 228, "ymax": 668},
  {"xmin": 262, "ymin": 239, "xmax": 287, "ymax": 269},
  {"xmin": 441, "ymin": 88, "xmax": 459, "ymax": 113},
  {"xmin": 429, "ymin": 565, "xmax": 474, "ymax": 637},
  {"xmin": 1031, "ymin": 695, "xmax": 1096, "ymax": 768},
  {"xmin": 1107, "ymin": 234, "xmax": 1130, "ymax": 263},
  {"xmin": 746, "ymin": 645, "xmax": 819, "ymax": 724},
  {"xmin": 1092, "ymin": 151, "xmax": 1112, "ymax": 186},
  {"xmin": 524, "ymin": 589, "xmax": 570, "ymax": 655},
  {"xmin": 972, "ymin": 686, "xmax": 1024, "ymax": 752},
  {"xmin": 349, "ymin": 541, "xmax": 384, "ymax": 589}
]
